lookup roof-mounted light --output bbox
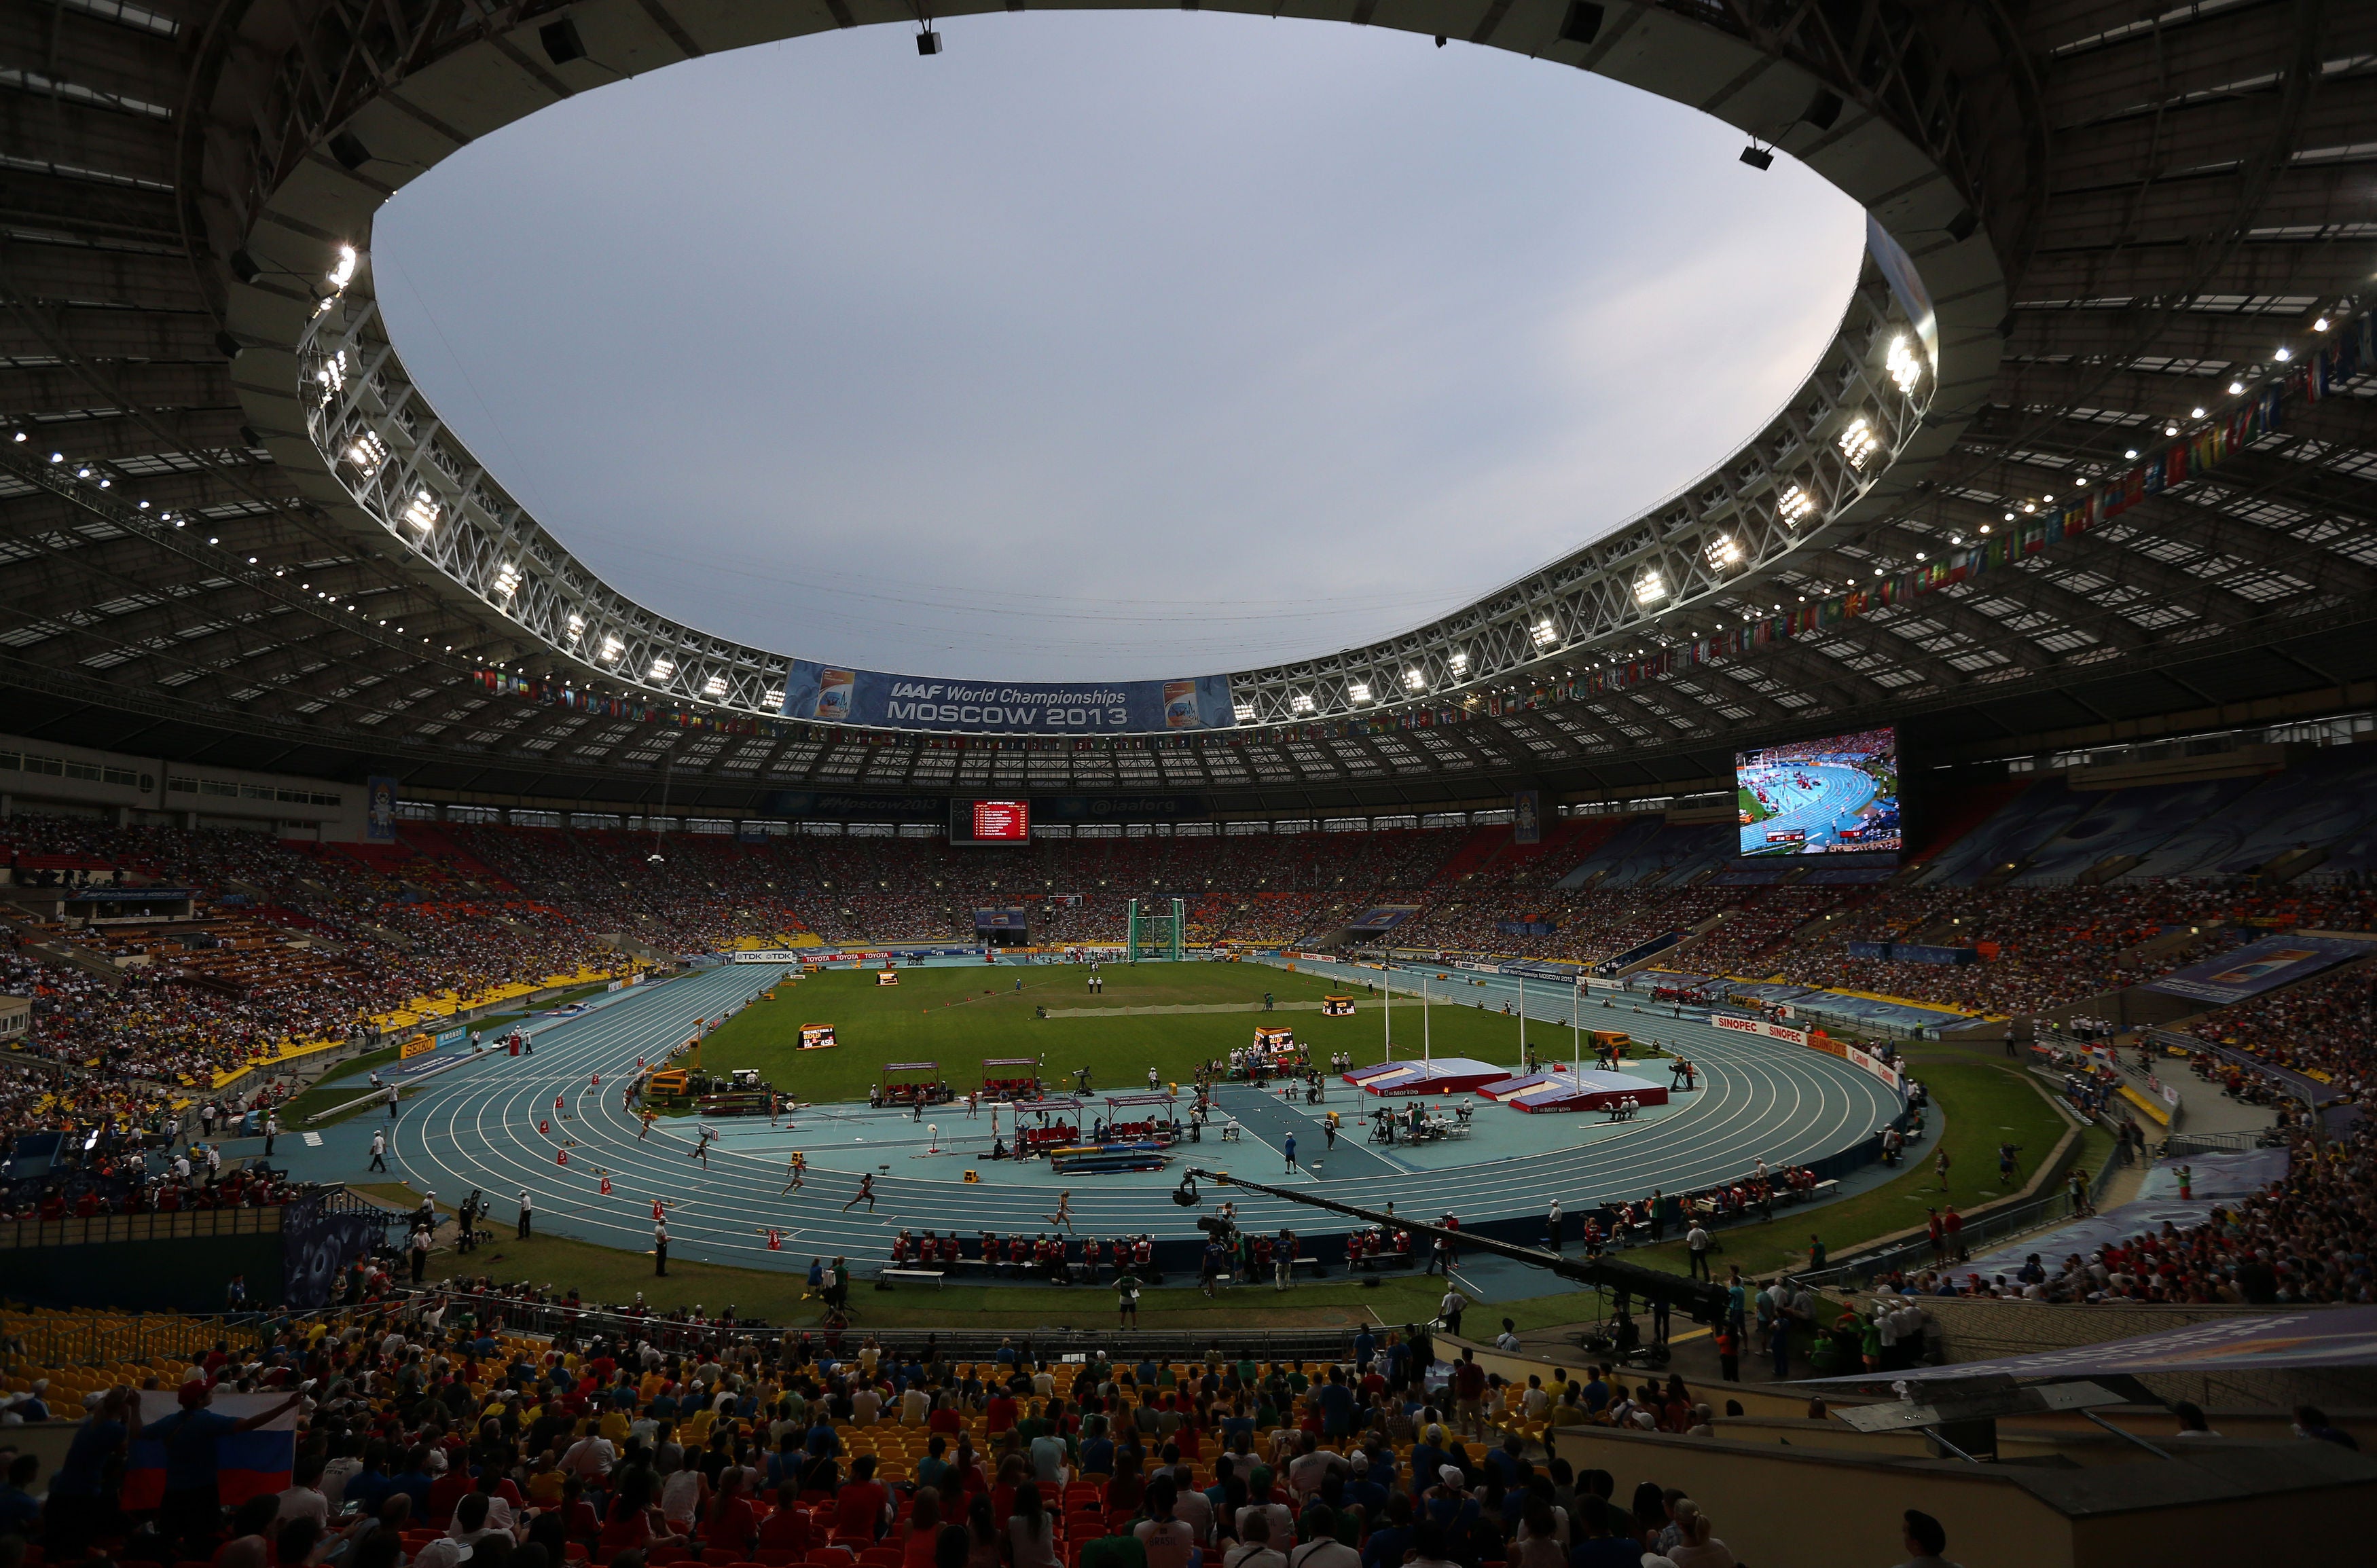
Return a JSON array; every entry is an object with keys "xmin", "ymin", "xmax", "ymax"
[
  {"xmin": 1837, "ymin": 415, "xmax": 1880, "ymax": 470},
  {"xmin": 1885, "ymin": 334, "xmax": 1925, "ymax": 395}
]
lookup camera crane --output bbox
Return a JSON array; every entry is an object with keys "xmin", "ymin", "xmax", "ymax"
[{"xmin": 1179, "ymin": 1167, "xmax": 1728, "ymax": 1323}]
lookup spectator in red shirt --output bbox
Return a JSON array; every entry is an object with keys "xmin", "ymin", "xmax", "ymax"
[
  {"xmin": 835, "ymin": 1455, "xmax": 890, "ymax": 1542},
  {"xmin": 706, "ymin": 1469, "xmax": 759, "ymax": 1558},
  {"xmin": 899, "ymin": 1487, "xmax": 945, "ymax": 1568},
  {"xmin": 757, "ymin": 1485, "xmax": 813, "ymax": 1554}
]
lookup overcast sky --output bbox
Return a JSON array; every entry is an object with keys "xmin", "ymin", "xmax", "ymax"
[{"xmin": 374, "ymin": 12, "xmax": 1864, "ymax": 684}]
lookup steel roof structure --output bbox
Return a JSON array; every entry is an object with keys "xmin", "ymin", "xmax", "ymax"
[{"xmin": 1, "ymin": 0, "xmax": 2372, "ymax": 818}]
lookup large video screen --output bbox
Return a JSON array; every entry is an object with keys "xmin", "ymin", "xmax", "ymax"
[
  {"xmin": 1736, "ymin": 727, "xmax": 1901, "ymax": 857},
  {"xmin": 951, "ymin": 799, "xmax": 1031, "ymax": 845}
]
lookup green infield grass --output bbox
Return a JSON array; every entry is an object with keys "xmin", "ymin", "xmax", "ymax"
[
  {"xmin": 1736, "ymin": 785, "xmax": 1773, "ymax": 826},
  {"xmin": 689, "ymin": 961, "xmax": 1607, "ymax": 1103}
]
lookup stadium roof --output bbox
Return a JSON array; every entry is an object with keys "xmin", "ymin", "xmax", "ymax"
[{"xmin": 2, "ymin": 0, "xmax": 2372, "ymax": 816}]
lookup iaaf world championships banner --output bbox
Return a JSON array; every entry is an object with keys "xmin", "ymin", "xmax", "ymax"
[{"xmin": 782, "ymin": 660, "xmax": 1236, "ymax": 735}]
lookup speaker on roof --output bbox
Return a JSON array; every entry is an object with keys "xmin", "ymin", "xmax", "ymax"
[
  {"xmin": 541, "ymin": 18, "xmax": 587, "ymax": 65},
  {"xmin": 1559, "ymin": 1, "xmax": 1603, "ymax": 43}
]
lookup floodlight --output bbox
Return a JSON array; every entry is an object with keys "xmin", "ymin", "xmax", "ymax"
[
  {"xmin": 1885, "ymin": 335, "xmax": 1924, "ymax": 395},
  {"xmin": 1449, "ymin": 651, "xmax": 1469, "ymax": 671},
  {"xmin": 401, "ymin": 490, "xmax": 439, "ymax": 530},
  {"xmin": 1775, "ymin": 485, "xmax": 1815, "ymax": 526},
  {"xmin": 2163, "ymin": 424, "xmax": 2177, "ymax": 436},
  {"xmin": 2228, "ymin": 380, "xmax": 2245, "ymax": 394},
  {"xmin": 345, "ymin": 431, "xmax": 387, "ymax": 475},
  {"xmin": 1836, "ymin": 415, "xmax": 1880, "ymax": 469},
  {"xmin": 327, "ymin": 245, "xmax": 359, "ymax": 288},
  {"xmin": 1633, "ymin": 570, "xmax": 1667, "ymax": 605},
  {"xmin": 703, "ymin": 675, "xmax": 728, "ymax": 697},
  {"xmin": 2274, "ymin": 346, "xmax": 2292, "ymax": 361},
  {"xmin": 1404, "ymin": 670, "xmax": 1425, "ymax": 691},
  {"xmin": 2124, "ymin": 449, "xmax": 2139, "ymax": 460},
  {"xmin": 600, "ymin": 636, "xmax": 623, "ymax": 663},
  {"xmin": 2314, "ymin": 316, "xmax": 2330, "ymax": 333},
  {"xmin": 1348, "ymin": 682, "xmax": 1371, "ymax": 703},
  {"xmin": 1291, "ymin": 693, "xmax": 1315, "ymax": 714},
  {"xmin": 1703, "ymin": 534, "xmax": 1743, "ymax": 570},
  {"xmin": 1531, "ymin": 619, "xmax": 1557, "ymax": 647},
  {"xmin": 649, "ymin": 658, "xmax": 675, "ymax": 680}
]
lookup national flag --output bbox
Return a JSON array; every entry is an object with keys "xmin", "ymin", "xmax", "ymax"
[{"xmin": 124, "ymin": 1391, "xmax": 298, "ymax": 1510}]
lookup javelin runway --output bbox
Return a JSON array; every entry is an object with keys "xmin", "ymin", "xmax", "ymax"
[{"xmin": 354, "ymin": 962, "xmax": 1901, "ymax": 1274}]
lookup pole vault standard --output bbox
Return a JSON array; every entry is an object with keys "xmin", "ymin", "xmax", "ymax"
[
  {"xmin": 1423, "ymin": 972, "xmax": 1431, "ymax": 1064},
  {"xmin": 1383, "ymin": 964, "xmax": 1392, "ymax": 1062},
  {"xmin": 1518, "ymin": 972, "xmax": 1527, "ymax": 1074}
]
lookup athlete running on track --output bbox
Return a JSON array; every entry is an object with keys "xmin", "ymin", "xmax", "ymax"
[
  {"xmin": 841, "ymin": 1172, "xmax": 876, "ymax": 1211},
  {"xmin": 691, "ymin": 1125, "xmax": 717, "ymax": 1167},
  {"xmin": 1047, "ymin": 1190, "xmax": 1076, "ymax": 1233},
  {"xmin": 782, "ymin": 1151, "xmax": 808, "ymax": 1193}
]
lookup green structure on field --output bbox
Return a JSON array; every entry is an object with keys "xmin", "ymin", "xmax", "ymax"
[{"xmin": 1126, "ymin": 896, "xmax": 1185, "ymax": 963}]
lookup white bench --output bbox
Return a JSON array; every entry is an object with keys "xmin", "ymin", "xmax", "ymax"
[{"xmin": 880, "ymin": 1268, "xmax": 946, "ymax": 1288}]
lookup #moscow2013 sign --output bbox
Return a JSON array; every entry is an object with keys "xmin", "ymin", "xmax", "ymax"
[{"xmin": 781, "ymin": 659, "xmax": 1235, "ymax": 736}]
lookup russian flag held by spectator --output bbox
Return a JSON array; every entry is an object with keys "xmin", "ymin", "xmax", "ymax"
[{"xmin": 124, "ymin": 1390, "xmax": 299, "ymax": 1510}]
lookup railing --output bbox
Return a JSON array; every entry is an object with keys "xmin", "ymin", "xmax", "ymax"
[
  {"xmin": 386, "ymin": 1288, "xmax": 1360, "ymax": 1360},
  {"xmin": 2161, "ymin": 1129, "xmax": 2286, "ymax": 1156},
  {"xmin": 0, "ymin": 1206, "xmax": 284, "ymax": 1249}
]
